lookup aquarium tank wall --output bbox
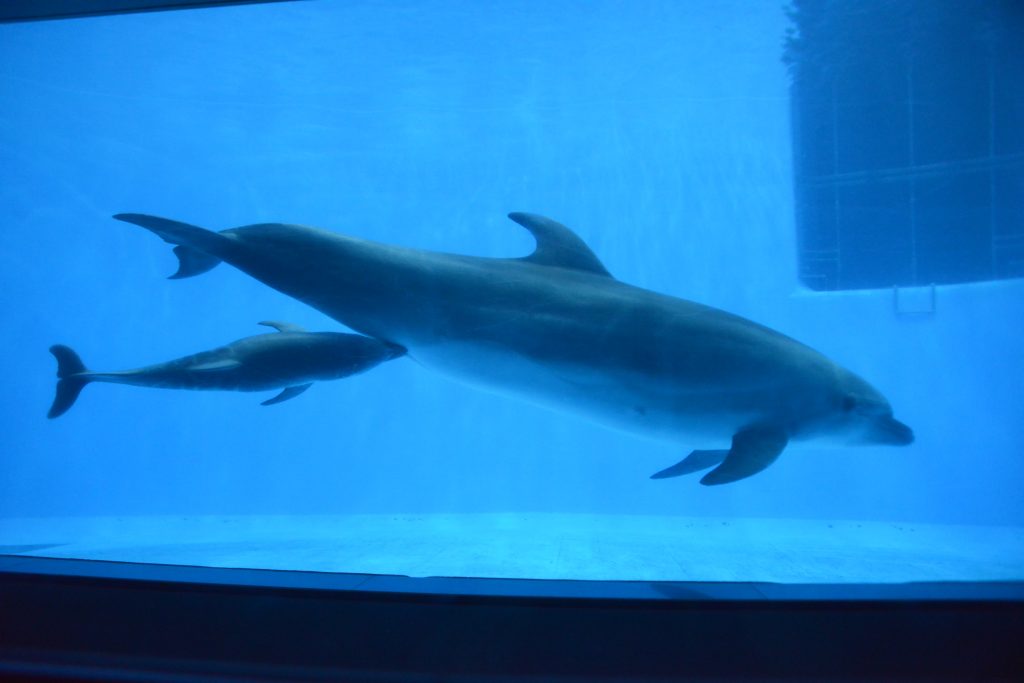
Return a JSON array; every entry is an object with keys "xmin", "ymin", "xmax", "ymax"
[
  {"xmin": 787, "ymin": 0, "xmax": 1024, "ymax": 290},
  {"xmin": 0, "ymin": 0, "xmax": 1022, "ymax": 584}
]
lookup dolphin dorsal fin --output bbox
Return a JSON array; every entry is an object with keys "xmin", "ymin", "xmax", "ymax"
[
  {"xmin": 507, "ymin": 213, "xmax": 612, "ymax": 277},
  {"xmin": 258, "ymin": 321, "xmax": 307, "ymax": 333}
]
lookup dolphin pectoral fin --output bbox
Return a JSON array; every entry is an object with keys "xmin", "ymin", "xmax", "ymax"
[
  {"xmin": 258, "ymin": 321, "xmax": 307, "ymax": 333},
  {"xmin": 261, "ymin": 383, "xmax": 312, "ymax": 406},
  {"xmin": 114, "ymin": 214, "xmax": 236, "ymax": 262},
  {"xmin": 700, "ymin": 427, "xmax": 788, "ymax": 486},
  {"xmin": 170, "ymin": 245, "xmax": 221, "ymax": 279},
  {"xmin": 650, "ymin": 450, "xmax": 728, "ymax": 479},
  {"xmin": 507, "ymin": 212, "xmax": 613, "ymax": 277}
]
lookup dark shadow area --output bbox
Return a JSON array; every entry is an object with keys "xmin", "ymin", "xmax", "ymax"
[
  {"xmin": 0, "ymin": 0, "xmax": 292, "ymax": 24},
  {"xmin": 1, "ymin": 555, "xmax": 1022, "ymax": 682},
  {"xmin": 0, "ymin": 544, "xmax": 65, "ymax": 554}
]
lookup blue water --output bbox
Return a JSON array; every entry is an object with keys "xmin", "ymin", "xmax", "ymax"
[{"xmin": 0, "ymin": 1, "xmax": 1022, "ymax": 581}]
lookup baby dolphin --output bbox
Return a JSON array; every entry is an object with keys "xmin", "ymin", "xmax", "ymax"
[{"xmin": 47, "ymin": 322, "xmax": 404, "ymax": 418}]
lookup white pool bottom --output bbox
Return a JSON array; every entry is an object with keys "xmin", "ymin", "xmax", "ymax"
[{"xmin": 1, "ymin": 513, "xmax": 1022, "ymax": 583}]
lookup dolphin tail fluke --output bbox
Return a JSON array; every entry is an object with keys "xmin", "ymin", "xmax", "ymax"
[
  {"xmin": 48, "ymin": 345, "xmax": 90, "ymax": 419},
  {"xmin": 113, "ymin": 214, "xmax": 235, "ymax": 277}
]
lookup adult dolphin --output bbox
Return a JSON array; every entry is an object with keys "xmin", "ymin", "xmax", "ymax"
[
  {"xmin": 48, "ymin": 321, "xmax": 403, "ymax": 418},
  {"xmin": 115, "ymin": 212, "xmax": 913, "ymax": 484}
]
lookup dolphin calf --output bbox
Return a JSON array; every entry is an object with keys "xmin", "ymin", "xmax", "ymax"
[
  {"xmin": 114, "ymin": 212, "xmax": 913, "ymax": 484},
  {"xmin": 48, "ymin": 321, "xmax": 404, "ymax": 418}
]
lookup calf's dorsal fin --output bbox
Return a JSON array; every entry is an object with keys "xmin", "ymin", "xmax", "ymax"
[
  {"xmin": 258, "ymin": 321, "xmax": 307, "ymax": 333},
  {"xmin": 507, "ymin": 212, "xmax": 612, "ymax": 277}
]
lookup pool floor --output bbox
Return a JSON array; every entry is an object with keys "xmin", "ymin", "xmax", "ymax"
[{"xmin": 1, "ymin": 513, "xmax": 1021, "ymax": 583}]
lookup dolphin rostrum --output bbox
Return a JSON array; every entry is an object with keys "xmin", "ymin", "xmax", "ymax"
[
  {"xmin": 48, "ymin": 321, "xmax": 404, "ymax": 418},
  {"xmin": 114, "ymin": 212, "xmax": 913, "ymax": 484}
]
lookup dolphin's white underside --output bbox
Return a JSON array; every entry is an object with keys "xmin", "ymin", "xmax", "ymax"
[{"xmin": 408, "ymin": 338, "xmax": 762, "ymax": 450}]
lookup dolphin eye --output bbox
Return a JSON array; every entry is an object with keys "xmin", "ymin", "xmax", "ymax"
[{"xmin": 842, "ymin": 395, "xmax": 857, "ymax": 412}]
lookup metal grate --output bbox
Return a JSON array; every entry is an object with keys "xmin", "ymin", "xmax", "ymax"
[{"xmin": 785, "ymin": 0, "xmax": 1024, "ymax": 291}]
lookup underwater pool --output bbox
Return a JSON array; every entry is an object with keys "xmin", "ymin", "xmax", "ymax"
[{"xmin": 1, "ymin": 0, "xmax": 1022, "ymax": 588}]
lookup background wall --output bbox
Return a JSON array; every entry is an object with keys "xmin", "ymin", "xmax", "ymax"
[{"xmin": 1, "ymin": 0, "xmax": 1021, "ymax": 525}]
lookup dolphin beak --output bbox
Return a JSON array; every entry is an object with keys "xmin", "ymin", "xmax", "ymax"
[{"xmin": 872, "ymin": 416, "xmax": 914, "ymax": 446}]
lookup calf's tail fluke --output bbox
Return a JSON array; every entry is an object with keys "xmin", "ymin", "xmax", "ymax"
[
  {"xmin": 113, "ymin": 214, "xmax": 231, "ymax": 279},
  {"xmin": 48, "ymin": 345, "xmax": 90, "ymax": 419}
]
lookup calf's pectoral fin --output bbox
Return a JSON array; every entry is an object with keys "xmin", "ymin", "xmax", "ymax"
[
  {"xmin": 699, "ymin": 425, "xmax": 788, "ymax": 486},
  {"xmin": 650, "ymin": 450, "xmax": 728, "ymax": 479},
  {"xmin": 261, "ymin": 383, "xmax": 313, "ymax": 406}
]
